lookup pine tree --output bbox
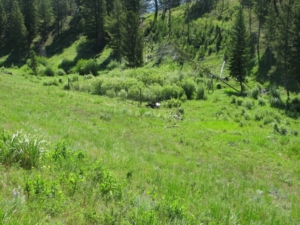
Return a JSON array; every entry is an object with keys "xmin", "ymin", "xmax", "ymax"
[
  {"xmin": 38, "ymin": 0, "xmax": 54, "ymax": 38},
  {"xmin": 254, "ymin": 0, "xmax": 269, "ymax": 63},
  {"xmin": 106, "ymin": 0, "xmax": 125, "ymax": 63},
  {"xmin": 0, "ymin": 0, "xmax": 6, "ymax": 40},
  {"xmin": 29, "ymin": 50, "xmax": 38, "ymax": 75},
  {"xmin": 264, "ymin": 2, "xmax": 277, "ymax": 65},
  {"xmin": 123, "ymin": 11, "xmax": 143, "ymax": 67},
  {"xmin": 228, "ymin": 7, "xmax": 249, "ymax": 93},
  {"xmin": 20, "ymin": 0, "xmax": 38, "ymax": 42},
  {"xmin": 275, "ymin": 0, "xmax": 293, "ymax": 99},
  {"xmin": 82, "ymin": 0, "xmax": 107, "ymax": 50},
  {"xmin": 290, "ymin": 3, "xmax": 300, "ymax": 88},
  {"xmin": 10, "ymin": 0, "xmax": 27, "ymax": 52}
]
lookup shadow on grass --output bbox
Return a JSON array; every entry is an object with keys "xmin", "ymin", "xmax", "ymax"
[{"xmin": 0, "ymin": 47, "xmax": 27, "ymax": 68}]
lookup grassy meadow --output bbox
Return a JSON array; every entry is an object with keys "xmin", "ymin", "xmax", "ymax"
[{"xmin": 1, "ymin": 69, "xmax": 300, "ymax": 224}]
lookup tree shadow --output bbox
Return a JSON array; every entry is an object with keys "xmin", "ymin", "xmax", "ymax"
[
  {"xmin": 256, "ymin": 47, "xmax": 275, "ymax": 83},
  {"xmin": 45, "ymin": 15, "xmax": 83, "ymax": 58}
]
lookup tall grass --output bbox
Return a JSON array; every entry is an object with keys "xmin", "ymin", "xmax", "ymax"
[{"xmin": 0, "ymin": 131, "xmax": 45, "ymax": 169}]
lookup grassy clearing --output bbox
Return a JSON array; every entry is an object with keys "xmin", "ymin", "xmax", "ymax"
[{"xmin": 1, "ymin": 72, "xmax": 300, "ymax": 224}]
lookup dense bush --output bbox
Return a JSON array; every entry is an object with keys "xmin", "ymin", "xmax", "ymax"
[
  {"xmin": 43, "ymin": 66, "xmax": 55, "ymax": 76},
  {"xmin": 162, "ymin": 85, "xmax": 183, "ymax": 100},
  {"xmin": 180, "ymin": 79, "xmax": 196, "ymax": 100},
  {"xmin": 76, "ymin": 59, "xmax": 98, "ymax": 76},
  {"xmin": 56, "ymin": 69, "xmax": 66, "ymax": 76},
  {"xmin": 107, "ymin": 60, "xmax": 119, "ymax": 70},
  {"xmin": 59, "ymin": 58, "xmax": 73, "ymax": 72},
  {"xmin": 248, "ymin": 86, "xmax": 260, "ymax": 99},
  {"xmin": 196, "ymin": 84, "xmax": 207, "ymax": 100}
]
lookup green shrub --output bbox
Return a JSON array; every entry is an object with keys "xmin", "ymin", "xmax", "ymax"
[
  {"xmin": 128, "ymin": 85, "xmax": 141, "ymax": 101},
  {"xmin": 43, "ymin": 66, "xmax": 55, "ymax": 76},
  {"xmin": 107, "ymin": 60, "xmax": 119, "ymax": 70},
  {"xmin": 270, "ymin": 97, "xmax": 284, "ymax": 108},
  {"xmin": 162, "ymin": 85, "xmax": 183, "ymax": 100},
  {"xmin": 274, "ymin": 123, "xmax": 288, "ymax": 135},
  {"xmin": 56, "ymin": 69, "xmax": 66, "ymax": 76},
  {"xmin": 216, "ymin": 83, "xmax": 222, "ymax": 89},
  {"xmin": 248, "ymin": 86, "xmax": 260, "ymax": 99},
  {"xmin": 59, "ymin": 58, "xmax": 73, "ymax": 72},
  {"xmin": 106, "ymin": 89, "xmax": 116, "ymax": 98},
  {"xmin": 236, "ymin": 98, "xmax": 243, "ymax": 106},
  {"xmin": 180, "ymin": 79, "xmax": 196, "ymax": 100},
  {"xmin": 76, "ymin": 59, "xmax": 98, "ymax": 75},
  {"xmin": 84, "ymin": 74, "xmax": 95, "ymax": 80},
  {"xmin": 196, "ymin": 84, "xmax": 207, "ymax": 100},
  {"xmin": 43, "ymin": 79, "xmax": 59, "ymax": 86},
  {"xmin": 0, "ymin": 130, "xmax": 45, "ymax": 169},
  {"xmin": 258, "ymin": 97, "xmax": 266, "ymax": 106},
  {"xmin": 37, "ymin": 56, "xmax": 48, "ymax": 67},
  {"xmin": 242, "ymin": 99, "xmax": 254, "ymax": 110},
  {"xmin": 231, "ymin": 97, "xmax": 236, "ymax": 104},
  {"xmin": 180, "ymin": 93, "xmax": 188, "ymax": 102},
  {"xmin": 118, "ymin": 89, "xmax": 128, "ymax": 100},
  {"xmin": 85, "ymin": 59, "xmax": 98, "ymax": 76},
  {"xmin": 163, "ymin": 98, "xmax": 182, "ymax": 108}
]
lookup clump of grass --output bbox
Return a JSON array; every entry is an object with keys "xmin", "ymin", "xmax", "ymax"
[
  {"xmin": 43, "ymin": 79, "xmax": 59, "ymax": 86},
  {"xmin": 0, "ymin": 130, "xmax": 45, "ymax": 169}
]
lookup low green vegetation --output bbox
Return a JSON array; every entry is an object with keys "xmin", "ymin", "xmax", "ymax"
[{"xmin": 1, "ymin": 70, "xmax": 300, "ymax": 224}]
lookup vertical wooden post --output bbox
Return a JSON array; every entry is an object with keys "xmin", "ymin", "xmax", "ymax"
[{"xmin": 139, "ymin": 88, "xmax": 142, "ymax": 107}]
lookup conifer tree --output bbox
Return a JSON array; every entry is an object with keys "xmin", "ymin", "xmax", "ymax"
[
  {"xmin": 82, "ymin": 0, "xmax": 107, "ymax": 50},
  {"xmin": 275, "ymin": 0, "xmax": 293, "ymax": 98},
  {"xmin": 228, "ymin": 7, "xmax": 249, "ymax": 93},
  {"xmin": 20, "ymin": 0, "xmax": 38, "ymax": 42},
  {"xmin": 0, "ymin": 0, "xmax": 6, "ymax": 40},
  {"xmin": 28, "ymin": 50, "xmax": 38, "ymax": 75},
  {"xmin": 290, "ymin": 3, "xmax": 300, "ymax": 88},
  {"xmin": 123, "ymin": 11, "xmax": 144, "ymax": 67},
  {"xmin": 106, "ymin": 0, "xmax": 125, "ymax": 63},
  {"xmin": 10, "ymin": 0, "xmax": 27, "ymax": 52},
  {"xmin": 38, "ymin": 0, "xmax": 54, "ymax": 38}
]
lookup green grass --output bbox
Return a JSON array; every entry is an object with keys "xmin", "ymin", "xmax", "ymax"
[{"xmin": 1, "ymin": 72, "xmax": 300, "ymax": 224}]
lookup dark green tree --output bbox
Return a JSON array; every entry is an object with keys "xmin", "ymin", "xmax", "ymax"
[
  {"xmin": 28, "ymin": 50, "xmax": 38, "ymax": 75},
  {"xmin": 52, "ymin": 0, "xmax": 67, "ymax": 35},
  {"xmin": 10, "ymin": 0, "xmax": 27, "ymax": 52},
  {"xmin": 290, "ymin": 3, "xmax": 300, "ymax": 88},
  {"xmin": 123, "ymin": 11, "xmax": 143, "ymax": 67},
  {"xmin": 82, "ymin": 0, "xmax": 107, "ymax": 50},
  {"xmin": 0, "ymin": 0, "xmax": 6, "ymax": 40},
  {"xmin": 106, "ymin": 0, "xmax": 125, "ymax": 63},
  {"xmin": 228, "ymin": 7, "xmax": 249, "ymax": 93},
  {"xmin": 20, "ymin": 0, "xmax": 38, "ymax": 42},
  {"xmin": 38, "ymin": 0, "xmax": 54, "ymax": 38},
  {"xmin": 264, "ymin": 2, "xmax": 277, "ymax": 62},
  {"xmin": 254, "ymin": 0, "xmax": 269, "ymax": 63},
  {"xmin": 274, "ymin": 0, "xmax": 293, "ymax": 98}
]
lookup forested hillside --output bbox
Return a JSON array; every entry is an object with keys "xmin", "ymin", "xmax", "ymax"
[{"xmin": 0, "ymin": 0, "xmax": 299, "ymax": 95}]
